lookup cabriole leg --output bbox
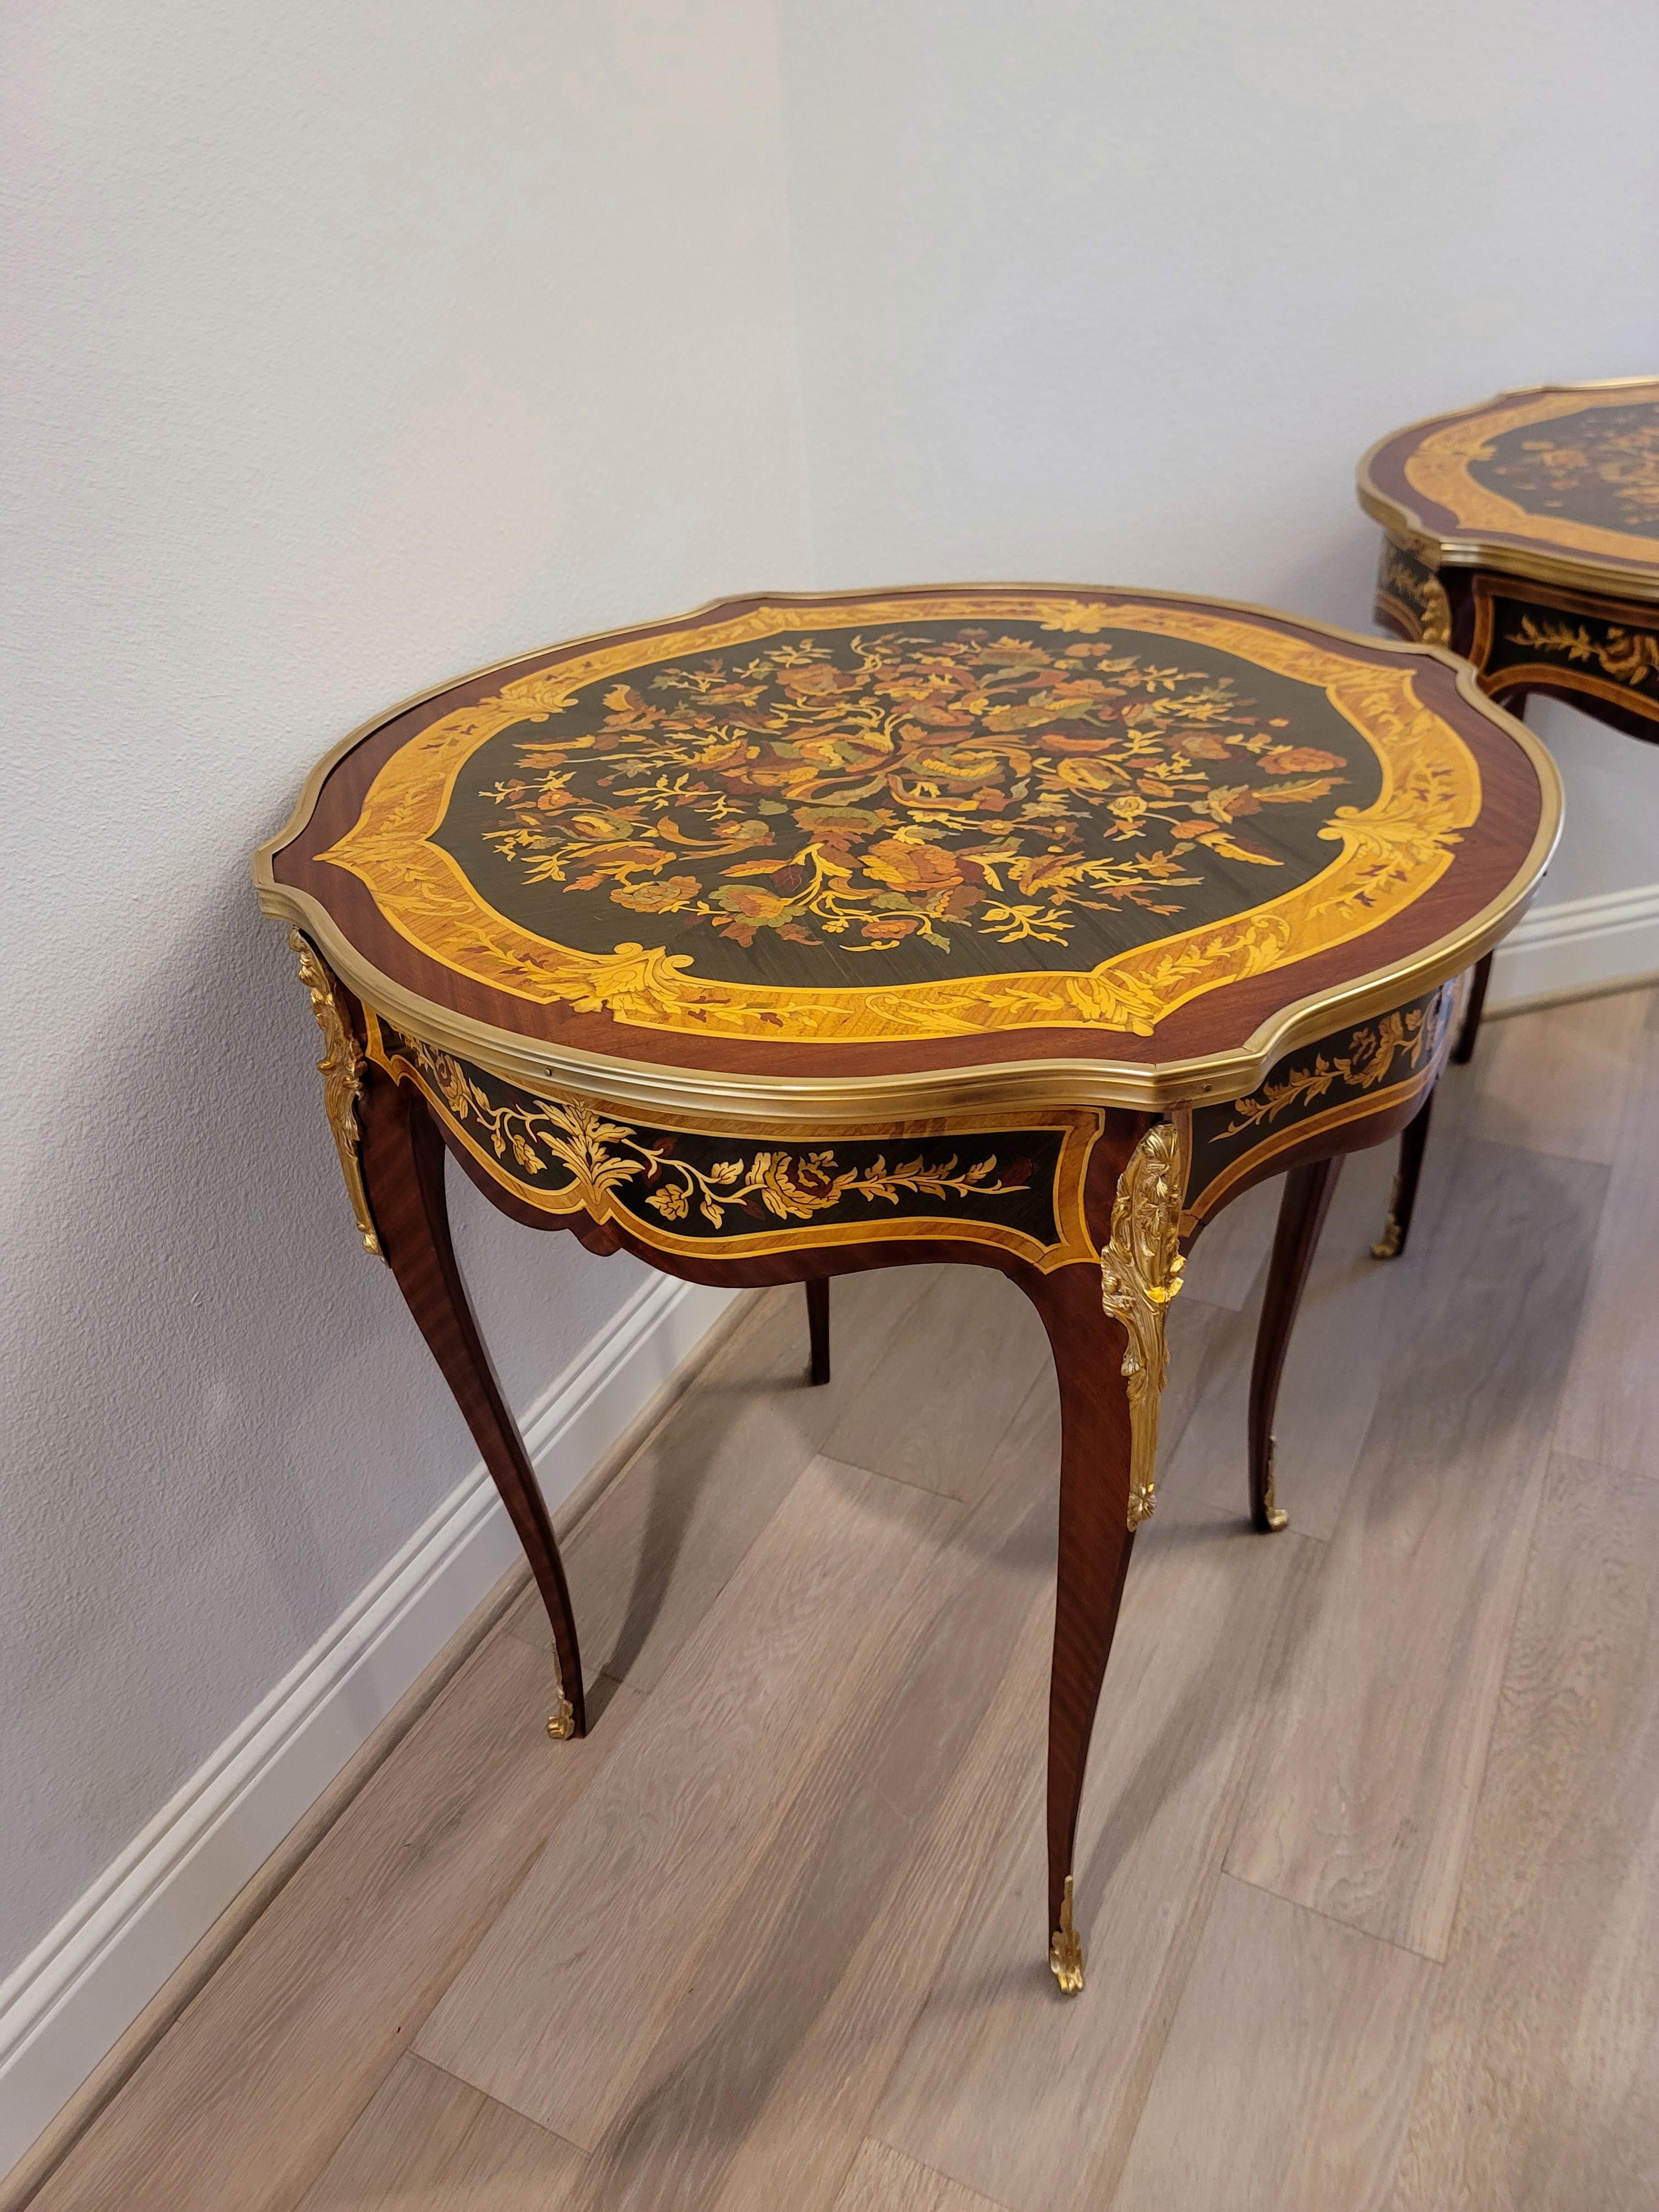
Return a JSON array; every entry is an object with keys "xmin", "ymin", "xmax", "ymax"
[
  {"xmin": 1031, "ymin": 1264, "xmax": 1138, "ymax": 1999},
  {"xmin": 1371, "ymin": 1087, "xmax": 1435, "ymax": 1262},
  {"xmin": 359, "ymin": 1073, "xmax": 587, "ymax": 1739},
  {"xmin": 805, "ymin": 1276, "xmax": 831, "ymax": 1385},
  {"xmin": 1034, "ymin": 1117, "xmax": 1186, "ymax": 1995},
  {"xmin": 1248, "ymin": 1155, "xmax": 1342, "ymax": 1533},
  {"xmin": 1451, "ymin": 951, "xmax": 1493, "ymax": 1067},
  {"xmin": 1451, "ymin": 685, "xmax": 1523, "ymax": 1072}
]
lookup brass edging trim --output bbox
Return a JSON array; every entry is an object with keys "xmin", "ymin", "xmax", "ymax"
[
  {"xmin": 371, "ymin": 1023, "xmax": 1100, "ymax": 1272},
  {"xmin": 254, "ymin": 597, "xmax": 1559, "ymax": 1125},
  {"xmin": 1358, "ymin": 377, "xmax": 1659, "ymax": 603}
]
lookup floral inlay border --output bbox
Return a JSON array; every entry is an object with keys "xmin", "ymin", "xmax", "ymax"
[
  {"xmin": 1217, "ymin": 1003, "xmax": 1435, "ymax": 1139},
  {"xmin": 1506, "ymin": 614, "xmax": 1659, "ymax": 692},
  {"xmin": 1181, "ymin": 984, "xmax": 1454, "ymax": 1230},
  {"xmin": 1473, "ymin": 578, "xmax": 1659, "ymax": 728},
  {"xmin": 1403, "ymin": 388, "xmax": 1659, "ymax": 567},
  {"xmin": 363, "ymin": 1011, "xmax": 1100, "ymax": 1267}
]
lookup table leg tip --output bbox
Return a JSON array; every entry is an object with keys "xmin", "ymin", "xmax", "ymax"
[
  {"xmin": 1048, "ymin": 1875, "xmax": 1085, "ymax": 1995},
  {"xmin": 546, "ymin": 1697, "xmax": 576, "ymax": 1741},
  {"xmin": 1255, "ymin": 1445, "xmax": 1289, "ymax": 1532},
  {"xmin": 1048, "ymin": 1942, "xmax": 1084, "ymax": 1996}
]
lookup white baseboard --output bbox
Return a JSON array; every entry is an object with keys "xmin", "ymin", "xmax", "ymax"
[
  {"xmin": 0, "ymin": 1271, "xmax": 737, "ymax": 2179},
  {"xmin": 1487, "ymin": 880, "xmax": 1659, "ymax": 1011}
]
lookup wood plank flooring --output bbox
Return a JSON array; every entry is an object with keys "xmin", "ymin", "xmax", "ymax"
[
  {"xmin": 1111, "ymin": 1875, "xmax": 1437, "ymax": 2212},
  {"xmin": 1555, "ymin": 1009, "xmax": 1659, "ymax": 1481},
  {"xmin": 298, "ymin": 2058, "xmax": 585, "ymax": 2210},
  {"xmin": 1225, "ymin": 1137, "xmax": 1606, "ymax": 1958},
  {"xmin": 20, "ymin": 988, "xmax": 1659, "ymax": 2212}
]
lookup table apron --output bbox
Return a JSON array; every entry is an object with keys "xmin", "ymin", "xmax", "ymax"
[{"xmin": 361, "ymin": 1007, "xmax": 1110, "ymax": 1274}]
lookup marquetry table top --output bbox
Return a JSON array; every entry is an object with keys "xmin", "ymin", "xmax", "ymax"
[
  {"xmin": 256, "ymin": 585, "xmax": 1558, "ymax": 1121},
  {"xmin": 1360, "ymin": 378, "xmax": 1659, "ymax": 602}
]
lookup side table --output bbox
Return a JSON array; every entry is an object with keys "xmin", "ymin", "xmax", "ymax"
[
  {"xmin": 255, "ymin": 585, "xmax": 1557, "ymax": 1995},
  {"xmin": 1363, "ymin": 376, "xmax": 1659, "ymax": 1066}
]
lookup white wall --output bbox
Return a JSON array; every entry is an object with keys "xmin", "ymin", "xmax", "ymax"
[
  {"xmin": 774, "ymin": 0, "xmax": 1659, "ymax": 951},
  {"xmin": 1, "ymin": 0, "xmax": 810, "ymax": 1985}
]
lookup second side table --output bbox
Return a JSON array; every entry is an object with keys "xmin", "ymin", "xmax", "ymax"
[{"xmin": 1362, "ymin": 376, "xmax": 1659, "ymax": 1066}]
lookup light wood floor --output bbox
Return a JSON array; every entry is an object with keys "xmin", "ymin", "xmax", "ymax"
[{"xmin": 28, "ymin": 989, "xmax": 1659, "ymax": 2211}]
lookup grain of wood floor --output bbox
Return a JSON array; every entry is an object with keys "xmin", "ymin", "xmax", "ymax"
[{"xmin": 27, "ymin": 990, "xmax": 1659, "ymax": 2211}]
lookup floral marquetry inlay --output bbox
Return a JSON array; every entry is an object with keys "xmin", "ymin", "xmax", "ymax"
[
  {"xmin": 1392, "ymin": 384, "xmax": 1659, "ymax": 572},
  {"xmin": 1469, "ymin": 404, "xmax": 1659, "ymax": 545},
  {"xmin": 1218, "ymin": 1004, "xmax": 1437, "ymax": 1138},
  {"xmin": 318, "ymin": 593, "xmax": 1482, "ymax": 1047},
  {"xmin": 362, "ymin": 1012, "xmax": 1103, "ymax": 1268},
  {"xmin": 1182, "ymin": 984, "xmax": 1455, "ymax": 1231},
  {"xmin": 1505, "ymin": 613, "xmax": 1659, "ymax": 693},
  {"xmin": 1469, "ymin": 575, "xmax": 1659, "ymax": 730},
  {"xmin": 465, "ymin": 629, "xmax": 1352, "ymax": 957},
  {"xmin": 418, "ymin": 1034, "xmax": 1029, "ymax": 1228}
]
